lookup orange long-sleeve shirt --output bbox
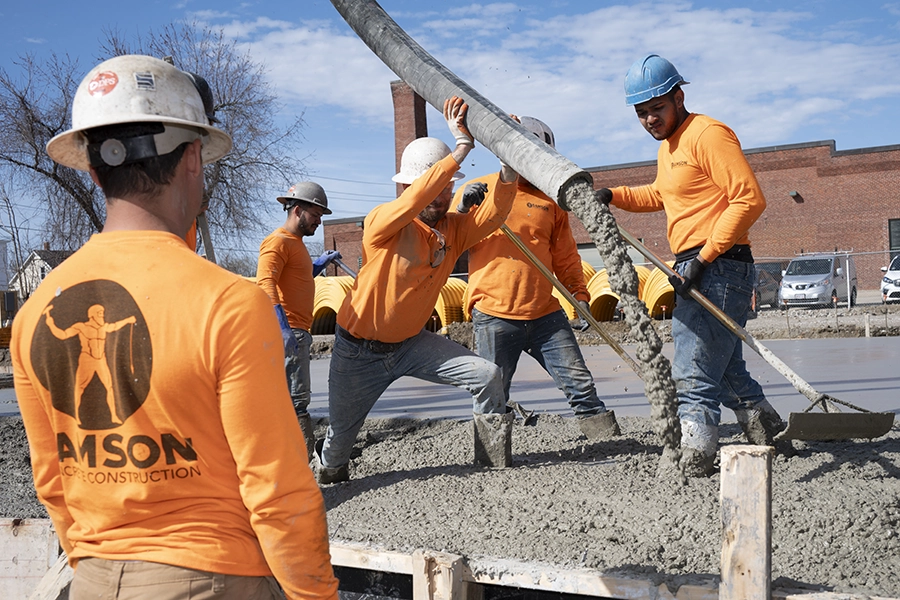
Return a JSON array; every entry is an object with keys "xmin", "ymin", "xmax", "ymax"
[
  {"xmin": 256, "ymin": 227, "xmax": 315, "ymax": 330},
  {"xmin": 338, "ymin": 155, "xmax": 515, "ymax": 343},
  {"xmin": 610, "ymin": 113, "xmax": 766, "ymax": 263},
  {"xmin": 463, "ymin": 175, "xmax": 588, "ymax": 319},
  {"xmin": 12, "ymin": 231, "xmax": 337, "ymax": 600}
]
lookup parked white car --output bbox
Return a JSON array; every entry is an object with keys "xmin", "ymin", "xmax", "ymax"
[
  {"xmin": 881, "ymin": 255, "xmax": 900, "ymax": 304},
  {"xmin": 779, "ymin": 253, "xmax": 857, "ymax": 308}
]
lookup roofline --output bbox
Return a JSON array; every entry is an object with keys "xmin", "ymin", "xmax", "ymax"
[{"xmin": 586, "ymin": 139, "xmax": 900, "ymax": 173}]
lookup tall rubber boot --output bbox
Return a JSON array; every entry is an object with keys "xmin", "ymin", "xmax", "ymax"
[
  {"xmin": 679, "ymin": 420, "xmax": 718, "ymax": 477},
  {"xmin": 297, "ymin": 413, "xmax": 316, "ymax": 463},
  {"xmin": 577, "ymin": 410, "xmax": 621, "ymax": 440},
  {"xmin": 473, "ymin": 412, "xmax": 514, "ymax": 468},
  {"xmin": 734, "ymin": 399, "xmax": 785, "ymax": 446}
]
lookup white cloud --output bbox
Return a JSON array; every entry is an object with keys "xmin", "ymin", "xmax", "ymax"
[{"xmin": 206, "ymin": 1, "xmax": 900, "ymax": 168}]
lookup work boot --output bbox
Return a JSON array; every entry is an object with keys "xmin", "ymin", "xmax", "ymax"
[
  {"xmin": 734, "ymin": 399, "xmax": 786, "ymax": 446},
  {"xmin": 473, "ymin": 412, "xmax": 514, "ymax": 468},
  {"xmin": 297, "ymin": 413, "xmax": 316, "ymax": 463},
  {"xmin": 679, "ymin": 421, "xmax": 718, "ymax": 478},
  {"xmin": 313, "ymin": 439, "xmax": 349, "ymax": 485},
  {"xmin": 577, "ymin": 410, "xmax": 621, "ymax": 441}
]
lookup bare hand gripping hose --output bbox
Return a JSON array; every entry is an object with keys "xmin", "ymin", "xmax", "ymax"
[{"xmin": 330, "ymin": 0, "xmax": 682, "ymax": 459}]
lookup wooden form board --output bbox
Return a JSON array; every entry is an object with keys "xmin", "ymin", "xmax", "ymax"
[{"xmin": 0, "ymin": 519, "xmax": 60, "ymax": 600}]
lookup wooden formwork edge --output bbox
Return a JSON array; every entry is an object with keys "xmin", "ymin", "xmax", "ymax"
[{"xmin": 6, "ymin": 523, "xmax": 898, "ymax": 600}]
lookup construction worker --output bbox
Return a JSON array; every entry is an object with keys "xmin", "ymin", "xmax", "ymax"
[
  {"xmin": 256, "ymin": 181, "xmax": 340, "ymax": 460},
  {"xmin": 11, "ymin": 55, "xmax": 338, "ymax": 598},
  {"xmin": 315, "ymin": 97, "xmax": 518, "ymax": 484},
  {"xmin": 459, "ymin": 116, "xmax": 620, "ymax": 440},
  {"xmin": 597, "ymin": 54, "xmax": 784, "ymax": 476}
]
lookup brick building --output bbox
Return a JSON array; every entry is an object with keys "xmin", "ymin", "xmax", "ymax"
[{"xmin": 323, "ymin": 82, "xmax": 900, "ymax": 290}]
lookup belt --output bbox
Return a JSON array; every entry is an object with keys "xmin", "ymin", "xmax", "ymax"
[
  {"xmin": 674, "ymin": 244, "xmax": 753, "ymax": 264},
  {"xmin": 336, "ymin": 326, "xmax": 404, "ymax": 353}
]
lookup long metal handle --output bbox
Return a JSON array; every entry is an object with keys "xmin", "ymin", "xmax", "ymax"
[
  {"xmin": 500, "ymin": 224, "xmax": 641, "ymax": 376},
  {"xmin": 196, "ymin": 213, "xmax": 216, "ymax": 264},
  {"xmin": 333, "ymin": 257, "xmax": 357, "ymax": 279}
]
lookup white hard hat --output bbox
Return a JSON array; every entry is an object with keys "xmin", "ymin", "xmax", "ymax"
[
  {"xmin": 46, "ymin": 54, "xmax": 233, "ymax": 171},
  {"xmin": 519, "ymin": 116, "xmax": 555, "ymax": 148},
  {"xmin": 278, "ymin": 181, "xmax": 332, "ymax": 214},
  {"xmin": 392, "ymin": 137, "xmax": 464, "ymax": 184}
]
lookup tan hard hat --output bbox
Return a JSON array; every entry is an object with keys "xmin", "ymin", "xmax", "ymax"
[
  {"xmin": 46, "ymin": 54, "xmax": 232, "ymax": 171},
  {"xmin": 277, "ymin": 181, "xmax": 332, "ymax": 214}
]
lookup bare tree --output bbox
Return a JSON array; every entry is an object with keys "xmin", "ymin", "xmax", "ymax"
[
  {"xmin": 102, "ymin": 22, "xmax": 307, "ymax": 245},
  {"xmin": 0, "ymin": 53, "xmax": 102, "ymax": 250},
  {"xmin": 0, "ymin": 22, "xmax": 306, "ymax": 250}
]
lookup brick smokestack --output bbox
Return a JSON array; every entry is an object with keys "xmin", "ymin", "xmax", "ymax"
[{"xmin": 391, "ymin": 80, "xmax": 428, "ymax": 196}]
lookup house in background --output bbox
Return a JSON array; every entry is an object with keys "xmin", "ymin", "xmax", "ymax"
[{"xmin": 9, "ymin": 249, "xmax": 74, "ymax": 312}]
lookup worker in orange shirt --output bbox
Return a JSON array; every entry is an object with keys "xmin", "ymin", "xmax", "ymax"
[
  {"xmin": 597, "ymin": 54, "xmax": 783, "ymax": 476},
  {"xmin": 12, "ymin": 55, "xmax": 338, "ymax": 599},
  {"xmin": 257, "ymin": 181, "xmax": 339, "ymax": 460},
  {"xmin": 315, "ymin": 97, "xmax": 519, "ymax": 484},
  {"xmin": 460, "ymin": 116, "xmax": 620, "ymax": 441}
]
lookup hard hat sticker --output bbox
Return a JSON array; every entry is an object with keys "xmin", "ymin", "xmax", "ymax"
[
  {"xmin": 87, "ymin": 71, "xmax": 119, "ymax": 97},
  {"xmin": 134, "ymin": 72, "xmax": 156, "ymax": 90}
]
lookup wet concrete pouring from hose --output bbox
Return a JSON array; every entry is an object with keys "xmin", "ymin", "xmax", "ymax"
[{"xmin": 563, "ymin": 182, "xmax": 682, "ymax": 473}]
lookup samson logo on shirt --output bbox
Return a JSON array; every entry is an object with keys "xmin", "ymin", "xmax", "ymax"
[
  {"xmin": 526, "ymin": 202, "xmax": 549, "ymax": 212},
  {"xmin": 671, "ymin": 160, "xmax": 689, "ymax": 168},
  {"xmin": 31, "ymin": 280, "xmax": 152, "ymax": 431}
]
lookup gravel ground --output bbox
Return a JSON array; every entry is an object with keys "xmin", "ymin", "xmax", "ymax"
[{"xmin": 3, "ymin": 304, "xmax": 900, "ymax": 597}]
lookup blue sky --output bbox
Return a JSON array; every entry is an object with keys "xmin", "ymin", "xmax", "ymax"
[{"xmin": 3, "ymin": 1, "xmax": 900, "ymax": 248}]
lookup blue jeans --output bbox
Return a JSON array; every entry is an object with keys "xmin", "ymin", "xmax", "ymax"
[
  {"xmin": 320, "ymin": 326, "xmax": 506, "ymax": 467},
  {"xmin": 472, "ymin": 308, "xmax": 607, "ymax": 416},
  {"xmin": 286, "ymin": 328, "xmax": 312, "ymax": 415},
  {"xmin": 672, "ymin": 258, "xmax": 768, "ymax": 427}
]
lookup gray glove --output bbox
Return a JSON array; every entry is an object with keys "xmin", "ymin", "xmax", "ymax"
[
  {"xmin": 597, "ymin": 188, "xmax": 613, "ymax": 205},
  {"xmin": 575, "ymin": 300, "xmax": 592, "ymax": 331},
  {"xmin": 456, "ymin": 182, "xmax": 488, "ymax": 214}
]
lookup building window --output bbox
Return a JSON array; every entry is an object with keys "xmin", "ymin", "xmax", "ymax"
[{"xmin": 890, "ymin": 219, "xmax": 900, "ymax": 260}]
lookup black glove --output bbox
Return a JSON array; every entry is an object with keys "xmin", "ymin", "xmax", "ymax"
[
  {"xmin": 456, "ymin": 182, "xmax": 488, "ymax": 214},
  {"xmin": 596, "ymin": 188, "xmax": 613, "ymax": 205},
  {"xmin": 668, "ymin": 258, "xmax": 706, "ymax": 299}
]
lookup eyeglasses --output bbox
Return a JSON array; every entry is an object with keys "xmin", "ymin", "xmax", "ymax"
[{"xmin": 429, "ymin": 227, "xmax": 447, "ymax": 268}]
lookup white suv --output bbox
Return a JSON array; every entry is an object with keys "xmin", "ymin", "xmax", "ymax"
[{"xmin": 881, "ymin": 255, "xmax": 900, "ymax": 304}]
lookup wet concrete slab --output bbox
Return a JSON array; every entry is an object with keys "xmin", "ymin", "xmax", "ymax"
[{"xmin": 2, "ymin": 337, "xmax": 897, "ymax": 422}]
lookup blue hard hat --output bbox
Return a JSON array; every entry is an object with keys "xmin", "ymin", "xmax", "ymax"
[{"xmin": 624, "ymin": 54, "xmax": 689, "ymax": 106}]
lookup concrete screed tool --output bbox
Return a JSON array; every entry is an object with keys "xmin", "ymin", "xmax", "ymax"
[{"xmin": 329, "ymin": 0, "xmax": 891, "ymax": 442}]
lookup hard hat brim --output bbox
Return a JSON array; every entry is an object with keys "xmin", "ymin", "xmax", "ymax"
[
  {"xmin": 47, "ymin": 116, "xmax": 233, "ymax": 172},
  {"xmin": 276, "ymin": 196, "xmax": 333, "ymax": 215}
]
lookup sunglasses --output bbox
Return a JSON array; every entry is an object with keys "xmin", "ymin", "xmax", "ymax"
[{"xmin": 429, "ymin": 227, "xmax": 447, "ymax": 268}]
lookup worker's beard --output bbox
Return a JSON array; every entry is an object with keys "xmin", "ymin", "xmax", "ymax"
[{"xmin": 417, "ymin": 204, "xmax": 447, "ymax": 228}]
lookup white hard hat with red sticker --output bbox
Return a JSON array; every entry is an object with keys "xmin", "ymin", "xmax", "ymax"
[{"xmin": 46, "ymin": 54, "xmax": 232, "ymax": 171}]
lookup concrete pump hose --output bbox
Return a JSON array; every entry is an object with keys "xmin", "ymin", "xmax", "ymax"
[{"xmin": 330, "ymin": 0, "xmax": 592, "ymax": 208}]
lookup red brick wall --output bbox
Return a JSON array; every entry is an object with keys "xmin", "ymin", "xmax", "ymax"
[{"xmin": 579, "ymin": 141, "xmax": 900, "ymax": 289}]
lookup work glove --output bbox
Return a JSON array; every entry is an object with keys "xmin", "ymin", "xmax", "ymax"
[
  {"xmin": 274, "ymin": 304, "xmax": 300, "ymax": 357},
  {"xmin": 575, "ymin": 300, "xmax": 592, "ymax": 331},
  {"xmin": 669, "ymin": 257, "xmax": 706, "ymax": 299},
  {"xmin": 456, "ymin": 182, "xmax": 488, "ymax": 213},
  {"xmin": 312, "ymin": 250, "xmax": 342, "ymax": 277},
  {"xmin": 443, "ymin": 96, "xmax": 474, "ymax": 148},
  {"xmin": 596, "ymin": 188, "xmax": 613, "ymax": 206}
]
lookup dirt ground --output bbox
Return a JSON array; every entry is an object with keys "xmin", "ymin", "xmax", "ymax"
[{"xmin": 3, "ymin": 304, "xmax": 900, "ymax": 597}]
